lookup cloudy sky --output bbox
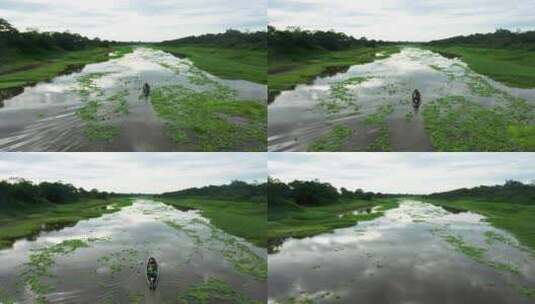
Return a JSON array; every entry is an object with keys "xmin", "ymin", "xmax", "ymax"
[
  {"xmin": 269, "ymin": 0, "xmax": 535, "ymax": 41},
  {"xmin": 0, "ymin": 153, "xmax": 266, "ymax": 194},
  {"xmin": 0, "ymin": 0, "xmax": 266, "ymax": 41},
  {"xmin": 269, "ymin": 153, "xmax": 535, "ymax": 194}
]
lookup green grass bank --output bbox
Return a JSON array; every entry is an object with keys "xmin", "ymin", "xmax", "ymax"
[
  {"xmin": 156, "ymin": 197, "xmax": 267, "ymax": 248},
  {"xmin": 426, "ymin": 46, "xmax": 535, "ymax": 89},
  {"xmin": 155, "ymin": 44, "xmax": 267, "ymax": 84},
  {"xmin": 150, "ymin": 83, "xmax": 266, "ymax": 152},
  {"xmin": 0, "ymin": 197, "xmax": 133, "ymax": 249},
  {"xmin": 0, "ymin": 46, "xmax": 133, "ymax": 97},
  {"xmin": 268, "ymin": 46, "xmax": 400, "ymax": 99},
  {"xmin": 427, "ymin": 198, "xmax": 535, "ymax": 252},
  {"xmin": 268, "ymin": 198, "xmax": 399, "ymax": 251}
]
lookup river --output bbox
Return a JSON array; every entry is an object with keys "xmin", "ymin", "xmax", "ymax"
[
  {"xmin": 0, "ymin": 48, "xmax": 266, "ymax": 152},
  {"xmin": 268, "ymin": 48, "xmax": 535, "ymax": 151},
  {"xmin": 268, "ymin": 200, "xmax": 535, "ymax": 303},
  {"xmin": 0, "ymin": 199, "xmax": 266, "ymax": 303}
]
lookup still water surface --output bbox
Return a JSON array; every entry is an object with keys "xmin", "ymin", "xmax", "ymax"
[
  {"xmin": 268, "ymin": 48, "xmax": 535, "ymax": 151},
  {"xmin": 0, "ymin": 48, "xmax": 266, "ymax": 152},
  {"xmin": 268, "ymin": 200, "xmax": 535, "ymax": 304},
  {"xmin": 0, "ymin": 199, "xmax": 266, "ymax": 303}
]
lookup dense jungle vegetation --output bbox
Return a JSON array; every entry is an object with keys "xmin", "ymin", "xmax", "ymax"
[
  {"xmin": 0, "ymin": 18, "xmax": 113, "ymax": 63},
  {"xmin": 428, "ymin": 29, "xmax": 535, "ymax": 49},
  {"xmin": 0, "ymin": 178, "xmax": 116, "ymax": 208},
  {"xmin": 160, "ymin": 180, "xmax": 266, "ymax": 202}
]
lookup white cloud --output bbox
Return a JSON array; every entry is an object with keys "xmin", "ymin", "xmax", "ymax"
[
  {"xmin": 0, "ymin": 0, "xmax": 267, "ymax": 41},
  {"xmin": 268, "ymin": 153, "xmax": 535, "ymax": 194},
  {"xmin": 0, "ymin": 153, "xmax": 267, "ymax": 194},
  {"xmin": 268, "ymin": 0, "xmax": 535, "ymax": 41}
]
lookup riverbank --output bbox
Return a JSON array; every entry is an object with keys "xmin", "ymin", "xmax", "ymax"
[
  {"xmin": 0, "ymin": 198, "xmax": 266, "ymax": 303},
  {"xmin": 427, "ymin": 198, "xmax": 535, "ymax": 252},
  {"xmin": 0, "ymin": 46, "xmax": 133, "ymax": 101},
  {"xmin": 268, "ymin": 198, "xmax": 399, "ymax": 251},
  {"xmin": 156, "ymin": 197, "xmax": 267, "ymax": 248},
  {"xmin": 154, "ymin": 44, "xmax": 266, "ymax": 84},
  {"xmin": 425, "ymin": 45, "xmax": 535, "ymax": 89},
  {"xmin": 268, "ymin": 46, "xmax": 400, "ymax": 100},
  {"xmin": 0, "ymin": 197, "xmax": 133, "ymax": 249},
  {"xmin": 416, "ymin": 46, "xmax": 535, "ymax": 152}
]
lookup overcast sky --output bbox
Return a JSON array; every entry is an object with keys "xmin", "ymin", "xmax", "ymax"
[
  {"xmin": 0, "ymin": 0, "xmax": 266, "ymax": 42},
  {"xmin": 269, "ymin": 153, "xmax": 535, "ymax": 195},
  {"xmin": 0, "ymin": 153, "xmax": 266, "ymax": 194},
  {"xmin": 269, "ymin": 0, "xmax": 535, "ymax": 41}
]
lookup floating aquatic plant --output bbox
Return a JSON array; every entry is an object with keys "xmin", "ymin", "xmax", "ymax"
[
  {"xmin": 177, "ymin": 277, "xmax": 259, "ymax": 304},
  {"xmin": 20, "ymin": 239, "xmax": 92, "ymax": 302},
  {"xmin": 308, "ymin": 124, "xmax": 353, "ymax": 152}
]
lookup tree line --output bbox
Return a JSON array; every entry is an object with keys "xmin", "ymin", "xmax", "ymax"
[
  {"xmin": 0, "ymin": 178, "xmax": 114, "ymax": 208},
  {"xmin": 428, "ymin": 29, "xmax": 535, "ymax": 50},
  {"xmin": 160, "ymin": 29, "xmax": 267, "ymax": 50},
  {"xmin": 428, "ymin": 180, "xmax": 535, "ymax": 204},
  {"xmin": 0, "ymin": 18, "xmax": 112, "ymax": 60},
  {"xmin": 268, "ymin": 26, "xmax": 389, "ymax": 56},
  {"xmin": 159, "ymin": 180, "xmax": 266, "ymax": 202},
  {"xmin": 268, "ymin": 177, "xmax": 385, "ymax": 206}
]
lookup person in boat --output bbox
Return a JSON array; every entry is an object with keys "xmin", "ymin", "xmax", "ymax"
[
  {"xmin": 142, "ymin": 83, "xmax": 151, "ymax": 97},
  {"xmin": 147, "ymin": 257, "xmax": 158, "ymax": 287},
  {"xmin": 412, "ymin": 89, "xmax": 422, "ymax": 111}
]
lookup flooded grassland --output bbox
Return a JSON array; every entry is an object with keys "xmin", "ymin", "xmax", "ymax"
[
  {"xmin": 0, "ymin": 199, "xmax": 266, "ymax": 304},
  {"xmin": 0, "ymin": 48, "xmax": 267, "ymax": 152},
  {"xmin": 268, "ymin": 200, "xmax": 535, "ymax": 304},
  {"xmin": 268, "ymin": 48, "xmax": 535, "ymax": 152}
]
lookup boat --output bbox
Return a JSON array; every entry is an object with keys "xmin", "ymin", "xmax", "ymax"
[{"xmin": 146, "ymin": 257, "xmax": 159, "ymax": 290}]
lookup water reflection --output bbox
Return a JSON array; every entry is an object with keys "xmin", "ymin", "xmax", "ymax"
[
  {"xmin": 268, "ymin": 200, "xmax": 535, "ymax": 304},
  {"xmin": 268, "ymin": 48, "xmax": 535, "ymax": 151},
  {"xmin": 0, "ymin": 199, "xmax": 266, "ymax": 303},
  {"xmin": 0, "ymin": 48, "xmax": 266, "ymax": 151}
]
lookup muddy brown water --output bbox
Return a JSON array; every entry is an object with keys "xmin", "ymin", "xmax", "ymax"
[
  {"xmin": 0, "ymin": 48, "xmax": 266, "ymax": 152},
  {"xmin": 268, "ymin": 48, "xmax": 535, "ymax": 151},
  {"xmin": 0, "ymin": 199, "xmax": 266, "ymax": 303},
  {"xmin": 268, "ymin": 200, "xmax": 535, "ymax": 304}
]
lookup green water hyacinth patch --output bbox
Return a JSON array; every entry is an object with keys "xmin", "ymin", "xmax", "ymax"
[
  {"xmin": 318, "ymin": 77, "xmax": 370, "ymax": 114},
  {"xmin": 20, "ymin": 239, "xmax": 92, "ymax": 303},
  {"xmin": 422, "ymin": 95, "xmax": 535, "ymax": 151},
  {"xmin": 432, "ymin": 228, "xmax": 521, "ymax": 275},
  {"xmin": 150, "ymin": 84, "xmax": 266, "ymax": 151},
  {"xmin": 74, "ymin": 72, "xmax": 127, "ymax": 142},
  {"xmin": 97, "ymin": 248, "xmax": 141, "ymax": 276},
  {"xmin": 177, "ymin": 277, "xmax": 261, "ymax": 304},
  {"xmin": 365, "ymin": 103, "xmax": 394, "ymax": 151},
  {"xmin": 308, "ymin": 124, "xmax": 353, "ymax": 151}
]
